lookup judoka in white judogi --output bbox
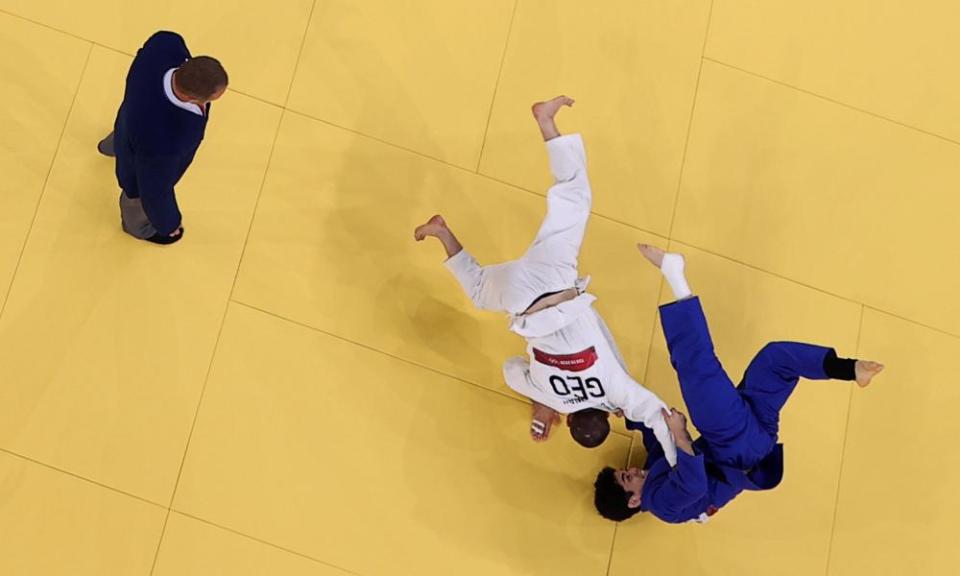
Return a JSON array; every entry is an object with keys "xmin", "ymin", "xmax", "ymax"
[{"xmin": 414, "ymin": 96, "xmax": 676, "ymax": 464}]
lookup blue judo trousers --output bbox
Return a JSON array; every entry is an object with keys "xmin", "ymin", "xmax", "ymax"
[{"xmin": 628, "ymin": 297, "xmax": 840, "ymax": 524}]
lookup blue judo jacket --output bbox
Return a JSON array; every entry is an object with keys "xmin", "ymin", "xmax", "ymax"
[{"xmin": 628, "ymin": 420, "xmax": 783, "ymax": 523}]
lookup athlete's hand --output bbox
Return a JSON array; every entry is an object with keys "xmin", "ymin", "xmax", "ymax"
[
  {"xmin": 530, "ymin": 402, "xmax": 561, "ymax": 442},
  {"xmin": 663, "ymin": 408, "xmax": 695, "ymax": 455},
  {"xmin": 662, "ymin": 407, "xmax": 687, "ymax": 433}
]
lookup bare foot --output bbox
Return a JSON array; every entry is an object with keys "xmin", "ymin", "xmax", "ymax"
[
  {"xmin": 531, "ymin": 95, "xmax": 575, "ymax": 122},
  {"xmin": 637, "ymin": 243, "xmax": 666, "ymax": 268},
  {"xmin": 855, "ymin": 360, "xmax": 884, "ymax": 388},
  {"xmin": 414, "ymin": 215, "xmax": 447, "ymax": 241},
  {"xmin": 531, "ymin": 403, "xmax": 562, "ymax": 442}
]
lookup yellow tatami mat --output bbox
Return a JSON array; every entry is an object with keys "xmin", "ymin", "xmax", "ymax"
[
  {"xmin": 673, "ymin": 60, "xmax": 960, "ymax": 335},
  {"xmin": 706, "ymin": 0, "xmax": 960, "ymax": 141},
  {"xmin": 1, "ymin": 2, "xmax": 958, "ymax": 575},
  {"xmin": 0, "ymin": 16, "xmax": 87, "ymax": 310},
  {"xmin": 828, "ymin": 310, "xmax": 960, "ymax": 576},
  {"xmin": 479, "ymin": 0, "xmax": 711, "ymax": 234},
  {"xmin": 0, "ymin": 452, "xmax": 164, "ymax": 575},
  {"xmin": 287, "ymin": 0, "xmax": 515, "ymax": 168},
  {"xmin": 0, "ymin": 45, "xmax": 279, "ymax": 504},
  {"xmin": 173, "ymin": 303, "xmax": 625, "ymax": 576},
  {"xmin": 153, "ymin": 513, "xmax": 351, "ymax": 576}
]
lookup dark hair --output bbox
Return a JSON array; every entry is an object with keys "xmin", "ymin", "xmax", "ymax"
[
  {"xmin": 176, "ymin": 56, "xmax": 228, "ymax": 100},
  {"xmin": 594, "ymin": 467, "xmax": 640, "ymax": 522},
  {"xmin": 568, "ymin": 408, "xmax": 610, "ymax": 448}
]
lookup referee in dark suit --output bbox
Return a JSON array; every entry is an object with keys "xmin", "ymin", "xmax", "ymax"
[{"xmin": 98, "ymin": 31, "xmax": 228, "ymax": 245}]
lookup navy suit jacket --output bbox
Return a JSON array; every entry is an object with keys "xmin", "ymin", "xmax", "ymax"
[{"xmin": 113, "ymin": 31, "xmax": 209, "ymax": 235}]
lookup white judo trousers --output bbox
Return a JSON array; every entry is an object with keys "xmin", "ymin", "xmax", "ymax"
[
  {"xmin": 444, "ymin": 134, "xmax": 677, "ymax": 465},
  {"xmin": 444, "ymin": 134, "xmax": 590, "ymax": 315}
]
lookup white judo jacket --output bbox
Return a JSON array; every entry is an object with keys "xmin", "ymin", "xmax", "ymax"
[{"xmin": 503, "ymin": 285, "xmax": 678, "ymax": 466}]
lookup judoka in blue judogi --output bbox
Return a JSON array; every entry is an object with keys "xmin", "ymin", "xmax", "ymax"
[{"xmin": 593, "ymin": 245, "xmax": 884, "ymax": 523}]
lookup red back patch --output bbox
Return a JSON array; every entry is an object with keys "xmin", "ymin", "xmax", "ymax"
[{"xmin": 533, "ymin": 346, "xmax": 598, "ymax": 372}]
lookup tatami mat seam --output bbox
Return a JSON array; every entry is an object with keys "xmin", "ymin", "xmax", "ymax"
[
  {"xmin": 169, "ymin": 510, "xmax": 365, "ymax": 576},
  {"xmin": 0, "ymin": 42, "xmax": 92, "ymax": 321},
  {"xmin": 604, "ymin": 431, "xmax": 638, "ymax": 576},
  {"xmin": 475, "ymin": 0, "xmax": 520, "ymax": 173},
  {"xmin": 147, "ymin": 510, "xmax": 173, "ymax": 576},
  {"xmin": 278, "ymin": 0, "xmax": 320, "ymax": 107},
  {"xmin": 822, "ymin": 304, "xmax": 866, "ymax": 576},
  {"xmin": 668, "ymin": 240, "xmax": 960, "ymax": 340},
  {"xmin": 663, "ymin": 0, "xmax": 715, "ymax": 241},
  {"xmin": 604, "ymin": 521, "xmax": 620, "ymax": 576},
  {"xmin": 861, "ymin": 305, "xmax": 960, "ymax": 339},
  {"xmin": 0, "ymin": 447, "xmax": 166, "ymax": 509},
  {"xmin": 703, "ymin": 56, "xmax": 960, "ymax": 150},
  {"xmin": 0, "ymin": 8, "xmax": 113, "ymax": 51}
]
